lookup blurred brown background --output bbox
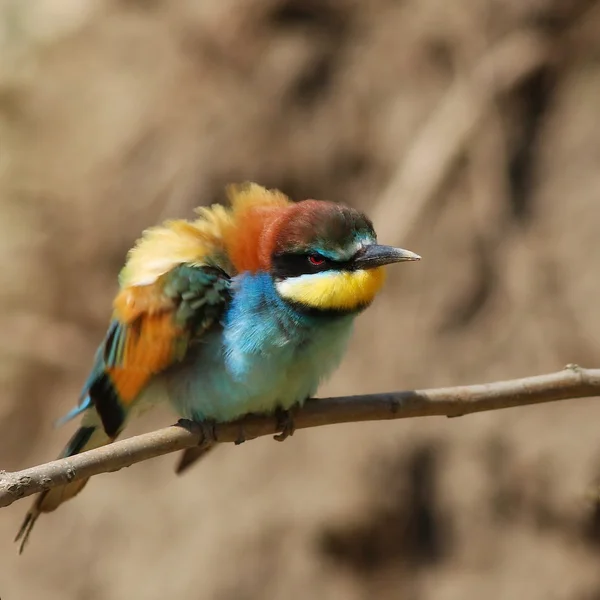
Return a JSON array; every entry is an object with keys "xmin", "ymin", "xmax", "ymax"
[{"xmin": 2, "ymin": 0, "xmax": 600, "ymax": 598}]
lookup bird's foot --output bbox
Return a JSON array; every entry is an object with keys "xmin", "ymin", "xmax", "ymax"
[
  {"xmin": 274, "ymin": 407, "xmax": 296, "ymax": 442},
  {"xmin": 199, "ymin": 419, "xmax": 218, "ymax": 444},
  {"xmin": 178, "ymin": 418, "xmax": 217, "ymax": 445},
  {"xmin": 175, "ymin": 419, "xmax": 218, "ymax": 475},
  {"xmin": 235, "ymin": 422, "xmax": 247, "ymax": 445}
]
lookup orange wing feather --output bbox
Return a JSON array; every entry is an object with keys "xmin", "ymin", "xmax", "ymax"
[{"xmin": 107, "ymin": 284, "xmax": 184, "ymax": 405}]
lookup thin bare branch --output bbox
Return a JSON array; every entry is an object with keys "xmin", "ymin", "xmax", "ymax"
[{"xmin": 1, "ymin": 365, "xmax": 598, "ymax": 509}]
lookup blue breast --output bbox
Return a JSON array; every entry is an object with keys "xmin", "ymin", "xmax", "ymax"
[{"xmin": 157, "ymin": 272, "xmax": 355, "ymax": 422}]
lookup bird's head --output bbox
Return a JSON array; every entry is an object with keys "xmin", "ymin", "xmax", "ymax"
[{"xmin": 264, "ymin": 200, "xmax": 420, "ymax": 315}]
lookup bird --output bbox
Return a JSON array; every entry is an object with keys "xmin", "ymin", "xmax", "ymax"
[{"xmin": 15, "ymin": 182, "xmax": 420, "ymax": 552}]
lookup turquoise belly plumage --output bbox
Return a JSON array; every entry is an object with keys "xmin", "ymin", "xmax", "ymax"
[{"xmin": 156, "ymin": 272, "xmax": 354, "ymax": 422}]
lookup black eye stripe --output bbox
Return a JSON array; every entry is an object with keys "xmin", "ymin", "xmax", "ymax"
[{"xmin": 271, "ymin": 252, "xmax": 355, "ymax": 279}]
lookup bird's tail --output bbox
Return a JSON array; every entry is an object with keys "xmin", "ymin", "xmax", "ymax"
[
  {"xmin": 15, "ymin": 418, "xmax": 112, "ymax": 554},
  {"xmin": 175, "ymin": 444, "xmax": 216, "ymax": 474}
]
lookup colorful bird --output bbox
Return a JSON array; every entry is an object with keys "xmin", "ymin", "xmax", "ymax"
[{"xmin": 15, "ymin": 182, "xmax": 420, "ymax": 552}]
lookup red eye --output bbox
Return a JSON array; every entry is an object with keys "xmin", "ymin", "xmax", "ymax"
[{"xmin": 308, "ymin": 254, "xmax": 326, "ymax": 266}]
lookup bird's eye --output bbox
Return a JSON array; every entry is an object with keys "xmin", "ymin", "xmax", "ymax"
[{"xmin": 308, "ymin": 254, "xmax": 326, "ymax": 266}]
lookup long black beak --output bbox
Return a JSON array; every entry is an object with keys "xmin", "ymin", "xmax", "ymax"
[{"xmin": 353, "ymin": 244, "xmax": 421, "ymax": 269}]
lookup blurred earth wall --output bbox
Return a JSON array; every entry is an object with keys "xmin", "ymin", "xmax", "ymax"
[{"xmin": 2, "ymin": 1, "xmax": 600, "ymax": 598}]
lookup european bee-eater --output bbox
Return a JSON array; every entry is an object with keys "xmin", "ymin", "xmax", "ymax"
[{"xmin": 15, "ymin": 182, "xmax": 420, "ymax": 552}]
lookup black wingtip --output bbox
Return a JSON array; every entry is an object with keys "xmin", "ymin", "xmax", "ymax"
[{"xmin": 89, "ymin": 376, "xmax": 125, "ymax": 439}]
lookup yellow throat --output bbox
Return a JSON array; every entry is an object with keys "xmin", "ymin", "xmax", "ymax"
[{"xmin": 276, "ymin": 267, "xmax": 386, "ymax": 312}]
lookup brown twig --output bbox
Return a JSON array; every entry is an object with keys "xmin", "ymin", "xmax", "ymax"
[{"xmin": 0, "ymin": 365, "xmax": 598, "ymax": 509}]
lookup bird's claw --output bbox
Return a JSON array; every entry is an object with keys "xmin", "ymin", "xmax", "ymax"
[
  {"xmin": 178, "ymin": 418, "xmax": 217, "ymax": 445},
  {"xmin": 235, "ymin": 423, "xmax": 247, "ymax": 445},
  {"xmin": 274, "ymin": 408, "xmax": 295, "ymax": 442},
  {"xmin": 199, "ymin": 419, "xmax": 218, "ymax": 444}
]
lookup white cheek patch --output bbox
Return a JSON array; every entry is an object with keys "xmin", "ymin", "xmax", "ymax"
[{"xmin": 276, "ymin": 274, "xmax": 315, "ymax": 299}]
